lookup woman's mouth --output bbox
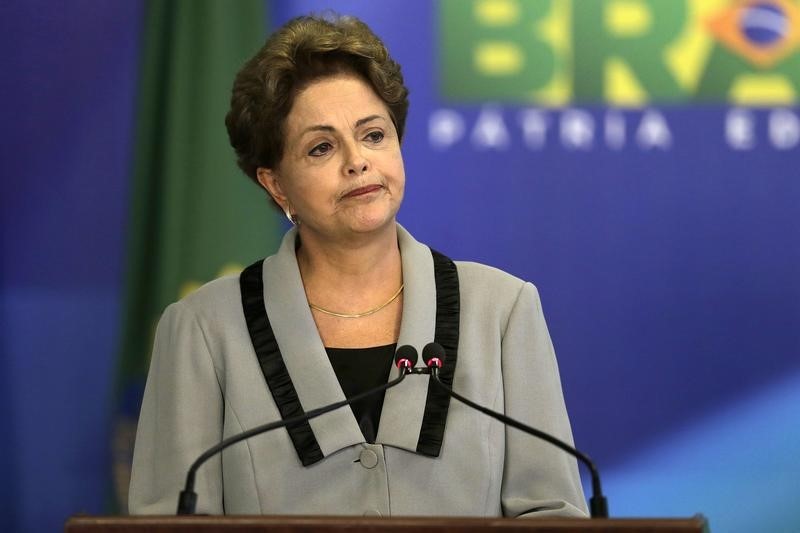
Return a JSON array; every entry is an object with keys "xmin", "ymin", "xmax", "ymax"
[{"xmin": 342, "ymin": 184, "xmax": 384, "ymax": 198}]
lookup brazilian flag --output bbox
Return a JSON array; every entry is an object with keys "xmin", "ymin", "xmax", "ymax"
[{"xmin": 111, "ymin": 0, "xmax": 281, "ymax": 511}]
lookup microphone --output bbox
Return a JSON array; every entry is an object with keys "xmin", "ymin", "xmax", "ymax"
[
  {"xmin": 395, "ymin": 343, "xmax": 419, "ymax": 371},
  {"xmin": 176, "ymin": 345, "xmax": 419, "ymax": 515},
  {"xmin": 421, "ymin": 342, "xmax": 609, "ymax": 518}
]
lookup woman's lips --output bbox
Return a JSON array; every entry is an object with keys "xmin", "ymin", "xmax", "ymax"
[{"xmin": 342, "ymin": 184, "xmax": 383, "ymax": 198}]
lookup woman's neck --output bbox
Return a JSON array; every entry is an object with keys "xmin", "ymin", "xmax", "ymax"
[{"xmin": 295, "ymin": 223, "xmax": 403, "ymax": 306}]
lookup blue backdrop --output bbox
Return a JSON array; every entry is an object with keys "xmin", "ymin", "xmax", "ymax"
[{"xmin": 3, "ymin": 1, "xmax": 799, "ymax": 532}]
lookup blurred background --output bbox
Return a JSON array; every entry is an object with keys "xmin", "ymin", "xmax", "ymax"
[{"xmin": 2, "ymin": 0, "xmax": 799, "ymax": 531}]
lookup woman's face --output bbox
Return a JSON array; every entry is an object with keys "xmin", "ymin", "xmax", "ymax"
[{"xmin": 258, "ymin": 74, "xmax": 405, "ymax": 243}]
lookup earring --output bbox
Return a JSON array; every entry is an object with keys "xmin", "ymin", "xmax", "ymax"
[{"xmin": 285, "ymin": 209, "xmax": 298, "ymax": 225}]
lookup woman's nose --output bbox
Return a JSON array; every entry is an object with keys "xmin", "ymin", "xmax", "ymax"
[{"xmin": 343, "ymin": 144, "xmax": 369, "ymax": 176}]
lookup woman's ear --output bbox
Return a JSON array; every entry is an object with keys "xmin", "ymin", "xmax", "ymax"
[{"xmin": 256, "ymin": 167, "xmax": 289, "ymax": 211}]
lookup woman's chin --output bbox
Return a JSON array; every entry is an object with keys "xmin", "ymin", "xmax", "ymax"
[
  {"xmin": 346, "ymin": 215, "xmax": 396, "ymax": 236},
  {"xmin": 342, "ymin": 203, "xmax": 399, "ymax": 234}
]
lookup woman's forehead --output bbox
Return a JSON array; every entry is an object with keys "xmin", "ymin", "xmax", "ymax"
[{"xmin": 288, "ymin": 76, "xmax": 389, "ymax": 131}]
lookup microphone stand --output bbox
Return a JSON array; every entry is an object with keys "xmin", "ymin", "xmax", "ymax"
[
  {"xmin": 175, "ymin": 340, "xmax": 607, "ymax": 517},
  {"xmin": 429, "ymin": 367, "xmax": 609, "ymax": 518}
]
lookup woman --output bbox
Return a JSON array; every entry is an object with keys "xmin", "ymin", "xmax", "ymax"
[{"xmin": 129, "ymin": 14, "xmax": 587, "ymax": 518}]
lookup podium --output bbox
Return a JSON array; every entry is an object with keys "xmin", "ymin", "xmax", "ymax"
[{"xmin": 66, "ymin": 515, "xmax": 709, "ymax": 532}]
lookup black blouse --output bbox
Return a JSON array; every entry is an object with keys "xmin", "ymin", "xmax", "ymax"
[{"xmin": 325, "ymin": 343, "xmax": 396, "ymax": 443}]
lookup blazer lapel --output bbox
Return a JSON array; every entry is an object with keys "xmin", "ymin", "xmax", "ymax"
[
  {"xmin": 376, "ymin": 225, "xmax": 439, "ymax": 453},
  {"xmin": 261, "ymin": 229, "xmax": 365, "ymax": 461}
]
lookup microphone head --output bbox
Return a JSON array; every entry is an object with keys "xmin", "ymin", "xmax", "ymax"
[
  {"xmin": 394, "ymin": 345, "xmax": 418, "ymax": 370},
  {"xmin": 422, "ymin": 342, "xmax": 446, "ymax": 369}
]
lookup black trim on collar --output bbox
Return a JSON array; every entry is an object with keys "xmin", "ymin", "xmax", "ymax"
[
  {"xmin": 416, "ymin": 249, "xmax": 460, "ymax": 457},
  {"xmin": 240, "ymin": 260, "xmax": 324, "ymax": 466},
  {"xmin": 239, "ymin": 248, "xmax": 461, "ymax": 464}
]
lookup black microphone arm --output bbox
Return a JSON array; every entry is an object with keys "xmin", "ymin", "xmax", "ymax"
[
  {"xmin": 422, "ymin": 343, "xmax": 609, "ymax": 518},
  {"xmin": 176, "ymin": 345, "xmax": 421, "ymax": 515}
]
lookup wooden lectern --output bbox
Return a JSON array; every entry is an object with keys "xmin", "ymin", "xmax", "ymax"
[{"xmin": 66, "ymin": 514, "xmax": 710, "ymax": 532}]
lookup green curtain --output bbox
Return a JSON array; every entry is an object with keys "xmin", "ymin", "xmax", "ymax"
[{"xmin": 111, "ymin": 0, "xmax": 280, "ymax": 512}]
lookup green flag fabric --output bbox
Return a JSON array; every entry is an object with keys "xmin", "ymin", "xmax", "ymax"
[{"xmin": 112, "ymin": 0, "xmax": 280, "ymax": 511}]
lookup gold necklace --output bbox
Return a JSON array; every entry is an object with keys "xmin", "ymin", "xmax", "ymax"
[{"xmin": 308, "ymin": 284, "xmax": 404, "ymax": 318}]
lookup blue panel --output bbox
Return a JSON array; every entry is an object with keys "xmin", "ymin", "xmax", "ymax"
[
  {"xmin": 603, "ymin": 371, "xmax": 800, "ymax": 530},
  {"xmin": 4, "ymin": 288, "xmax": 120, "ymax": 531},
  {"xmin": 2, "ymin": 1, "xmax": 142, "ymax": 531}
]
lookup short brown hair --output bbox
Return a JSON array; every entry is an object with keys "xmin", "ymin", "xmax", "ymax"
[{"xmin": 225, "ymin": 14, "xmax": 410, "ymax": 182}]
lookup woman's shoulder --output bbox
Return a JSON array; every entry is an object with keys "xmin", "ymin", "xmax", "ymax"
[
  {"xmin": 153, "ymin": 273, "xmax": 253, "ymax": 365},
  {"xmin": 161, "ymin": 273, "xmax": 245, "ymax": 327},
  {"xmin": 453, "ymin": 260, "xmax": 534, "ymax": 294},
  {"xmin": 449, "ymin": 260, "xmax": 546, "ymax": 336},
  {"xmin": 180, "ymin": 273, "xmax": 242, "ymax": 308},
  {"xmin": 451, "ymin": 260, "xmax": 544, "ymax": 316}
]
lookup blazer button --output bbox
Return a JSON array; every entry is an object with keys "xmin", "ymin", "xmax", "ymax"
[{"xmin": 359, "ymin": 448, "xmax": 379, "ymax": 469}]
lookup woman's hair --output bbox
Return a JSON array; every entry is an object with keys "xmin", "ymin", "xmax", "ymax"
[{"xmin": 225, "ymin": 14, "xmax": 410, "ymax": 182}]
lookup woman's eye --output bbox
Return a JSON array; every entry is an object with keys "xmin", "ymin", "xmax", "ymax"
[
  {"xmin": 308, "ymin": 142, "xmax": 332, "ymax": 156},
  {"xmin": 365, "ymin": 131, "xmax": 384, "ymax": 143}
]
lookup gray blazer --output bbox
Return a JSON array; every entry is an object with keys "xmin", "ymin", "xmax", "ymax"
[{"xmin": 129, "ymin": 225, "xmax": 588, "ymax": 517}]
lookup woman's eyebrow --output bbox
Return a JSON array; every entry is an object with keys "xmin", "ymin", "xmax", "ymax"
[
  {"xmin": 354, "ymin": 114, "xmax": 384, "ymax": 128},
  {"xmin": 300, "ymin": 124, "xmax": 335, "ymax": 136},
  {"xmin": 299, "ymin": 114, "xmax": 386, "ymax": 137}
]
